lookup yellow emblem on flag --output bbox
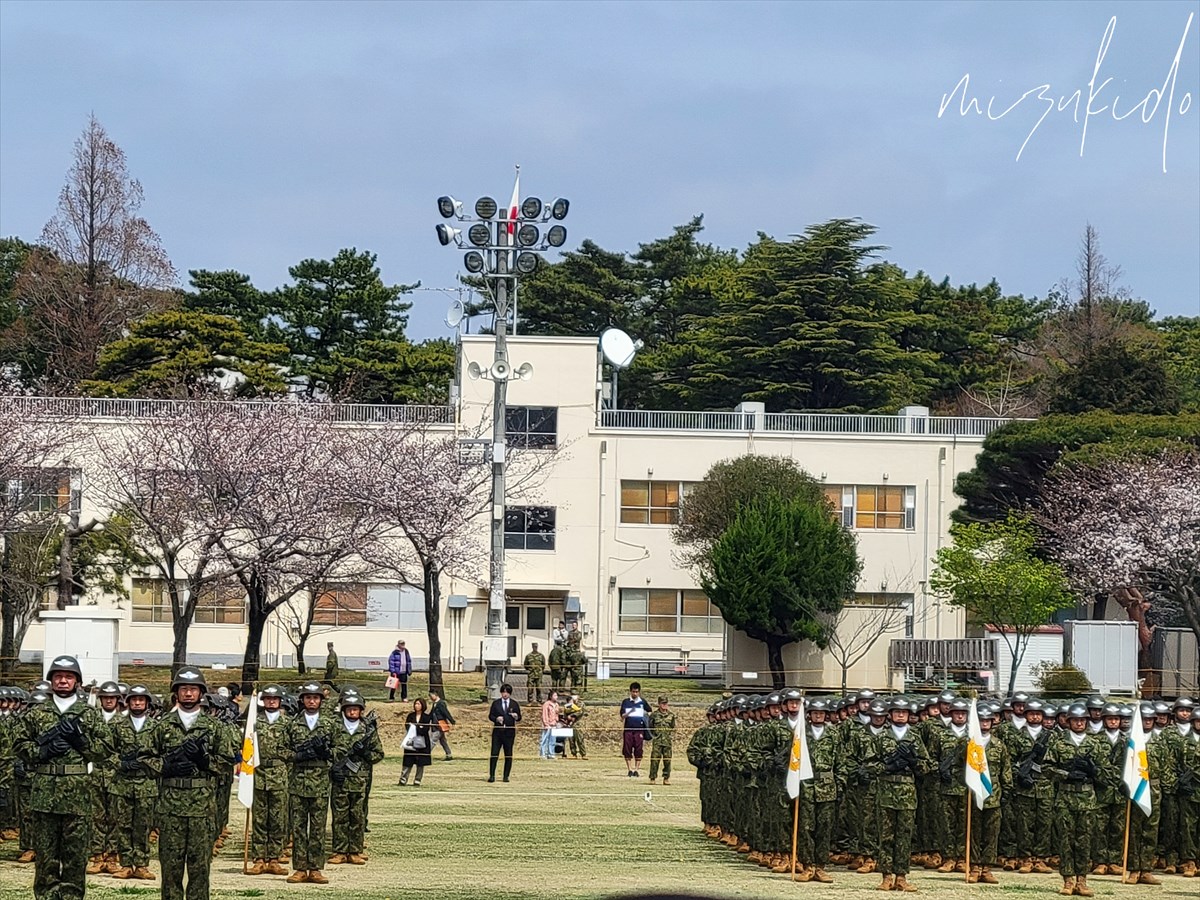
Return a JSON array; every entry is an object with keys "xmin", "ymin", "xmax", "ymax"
[
  {"xmin": 789, "ymin": 737, "xmax": 801, "ymax": 772},
  {"xmin": 241, "ymin": 736, "xmax": 255, "ymax": 776},
  {"xmin": 1137, "ymin": 749, "xmax": 1148, "ymax": 782},
  {"xmin": 967, "ymin": 742, "xmax": 986, "ymax": 774}
]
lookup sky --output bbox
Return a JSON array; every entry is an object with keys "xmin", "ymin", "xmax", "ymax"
[{"xmin": 1, "ymin": 1, "xmax": 1197, "ymax": 341}]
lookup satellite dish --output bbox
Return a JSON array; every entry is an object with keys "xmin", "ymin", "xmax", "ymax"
[
  {"xmin": 445, "ymin": 300, "xmax": 465, "ymax": 329},
  {"xmin": 600, "ymin": 328, "xmax": 641, "ymax": 369}
]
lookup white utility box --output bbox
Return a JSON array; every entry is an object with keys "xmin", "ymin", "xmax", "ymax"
[
  {"xmin": 39, "ymin": 607, "xmax": 123, "ymax": 686},
  {"xmin": 1063, "ymin": 619, "xmax": 1138, "ymax": 694}
]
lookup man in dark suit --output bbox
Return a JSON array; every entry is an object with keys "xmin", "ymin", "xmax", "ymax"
[{"xmin": 487, "ymin": 683, "xmax": 521, "ymax": 783}]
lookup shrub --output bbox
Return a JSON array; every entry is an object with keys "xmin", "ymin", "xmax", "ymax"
[{"xmin": 1032, "ymin": 661, "xmax": 1093, "ymax": 696}]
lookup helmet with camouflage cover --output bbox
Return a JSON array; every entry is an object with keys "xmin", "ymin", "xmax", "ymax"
[
  {"xmin": 46, "ymin": 655, "xmax": 83, "ymax": 680},
  {"xmin": 171, "ymin": 666, "xmax": 207, "ymax": 692}
]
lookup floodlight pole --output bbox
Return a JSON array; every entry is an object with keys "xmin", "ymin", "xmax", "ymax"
[{"xmin": 486, "ymin": 256, "xmax": 511, "ymax": 698}]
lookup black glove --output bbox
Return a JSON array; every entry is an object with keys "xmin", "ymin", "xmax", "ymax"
[
  {"xmin": 180, "ymin": 737, "xmax": 208, "ymax": 766},
  {"xmin": 939, "ymin": 753, "xmax": 956, "ymax": 785},
  {"xmin": 162, "ymin": 756, "xmax": 199, "ymax": 778},
  {"xmin": 60, "ymin": 716, "xmax": 86, "ymax": 751},
  {"xmin": 330, "ymin": 762, "xmax": 347, "ymax": 785},
  {"xmin": 855, "ymin": 765, "xmax": 873, "ymax": 786},
  {"xmin": 351, "ymin": 739, "xmax": 371, "ymax": 761},
  {"xmin": 38, "ymin": 737, "xmax": 72, "ymax": 761},
  {"xmin": 119, "ymin": 752, "xmax": 142, "ymax": 774},
  {"xmin": 1016, "ymin": 770, "xmax": 1035, "ymax": 790},
  {"xmin": 1177, "ymin": 768, "xmax": 1197, "ymax": 797},
  {"xmin": 312, "ymin": 736, "xmax": 333, "ymax": 761},
  {"xmin": 13, "ymin": 761, "xmax": 25, "ymax": 779},
  {"xmin": 294, "ymin": 743, "xmax": 318, "ymax": 762},
  {"xmin": 1075, "ymin": 755, "xmax": 1098, "ymax": 780}
]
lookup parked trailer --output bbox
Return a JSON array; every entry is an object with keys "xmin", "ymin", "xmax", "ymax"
[{"xmin": 1063, "ymin": 619, "xmax": 1138, "ymax": 694}]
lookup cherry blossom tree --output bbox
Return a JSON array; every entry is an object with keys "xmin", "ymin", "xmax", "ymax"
[{"xmin": 1035, "ymin": 447, "xmax": 1200, "ymax": 686}]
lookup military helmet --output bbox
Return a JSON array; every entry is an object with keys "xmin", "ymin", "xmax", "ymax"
[
  {"xmin": 1067, "ymin": 703, "xmax": 1088, "ymax": 719},
  {"xmin": 98, "ymin": 680, "xmax": 121, "ymax": 697},
  {"xmin": 34, "ymin": 679, "xmax": 50, "ymax": 692},
  {"xmin": 298, "ymin": 681, "xmax": 324, "ymax": 698},
  {"xmin": 938, "ymin": 689, "xmax": 957, "ymax": 703},
  {"xmin": 1140, "ymin": 703, "xmax": 1156, "ymax": 719},
  {"xmin": 1174, "ymin": 697, "xmax": 1196, "ymax": 710},
  {"xmin": 46, "ymin": 655, "xmax": 83, "ymax": 680},
  {"xmin": 1043, "ymin": 704, "xmax": 1058, "ymax": 718},
  {"xmin": 1191, "ymin": 708, "xmax": 1200, "ymax": 722},
  {"xmin": 30, "ymin": 689, "xmax": 49, "ymax": 704},
  {"xmin": 1102, "ymin": 702, "xmax": 1121, "ymax": 717},
  {"xmin": 1025, "ymin": 699, "xmax": 1045, "ymax": 713},
  {"xmin": 888, "ymin": 698, "xmax": 910, "ymax": 712},
  {"xmin": 1002, "ymin": 699, "xmax": 1013, "ymax": 711},
  {"xmin": 260, "ymin": 684, "xmax": 284, "ymax": 699},
  {"xmin": 1012, "ymin": 691, "xmax": 1030, "ymax": 704},
  {"xmin": 925, "ymin": 696, "xmax": 940, "ymax": 709},
  {"xmin": 1086, "ymin": 695, "xmax": 1105, "ymax": 711},
  {"xmin": 951, "ymin": 698, "xmax": 969, "ymax": 712},
  {"xmin": 127, "ymin": 684, "xmax": 151, "ymax": 698},
  {"xmin": 809, "ymin": 698, "xmax": 829, "ymax": 712},
  {"xmin": 782, "ymin": 688, "xmax": 803, "ymax": 702},
  {"xmin": 868, "ymin": 700, "xmax": 887, "ymax": 716},
  {"xmin": 117, "ymin": 682, "xmax": 130, "ymax": 697},
  {"xmin": 858, "ymin": 689, "xmax": 877, "ymax": 701},
  {"xmin": 171, "ymin": 666, "xmax": 207, "ymax": 692},
  {"xmin": 339, "ymin": 691, "xmax": 365, "ymax": 711},
  {"xmin": 1118, "ymin": 705, "xmax": 1133, "ymax": 718}
]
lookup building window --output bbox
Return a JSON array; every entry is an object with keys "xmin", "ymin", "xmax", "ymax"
[
  {"xmin": 620, "ymin": 480, "xmax": 693, "ymax": 524},
  {"xmin": 193, "ymin": 579, "xmax": 247, "ymax": 624},
  {"xmin": 504, "ymin": 506, "xmax": 556, "ymax": 551},
  {"xmin": 505, "ymin": 406, "xmax": 557, "ymax": 449},
  {"xmin": 131, "ymin": 578, "xmax": 170, "ymax": 623},
  {"xmin": 822, "ymin": 485, "xmax": 915, "ymax": 530},
  {"xmin": 6, "ymin": 468, "xmax": 75, "ymax": 515},
  {"xmin": 618, "ymin": 588, "xmax": 723, "ymax": 634},
  {"xmin": 313, "ymin": 584, "xmax": 367, "ymax": 627},
  {"xmin": 850, "ymin": 592, "xmax": 914, "ymax": 608},
  {"xmin": 364, "ymin": 583, "xmax": 425, "ymax": 629}
]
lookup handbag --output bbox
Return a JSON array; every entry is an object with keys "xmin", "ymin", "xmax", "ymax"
[
  {"xmin": 402, "ymin": 722, "xmax": 428, "ymax": 751},
  {"xmin": 385, "ymin": 674, "xmax": 400, "ymax": 690},
  {"xmin": 437, "ymin": 720, "xmax": 451, "ymax": 733}
]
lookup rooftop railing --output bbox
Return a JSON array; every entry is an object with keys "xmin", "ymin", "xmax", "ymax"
[
  {"xmin": 4, "ymin": 395, "xmax": 455, "ymax": 425},
  {"xmin": 598, "ymin": 408, "xmax": 1018, "ymax": 438}
]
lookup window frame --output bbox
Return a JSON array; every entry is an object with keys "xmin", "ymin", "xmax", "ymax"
[
  {"xmin": 504, "ymin": 505, "xmax": 557, "ymax": 551},
  {"xmin": 504, "ymin": 406, "xmax": 558, "ymax": 450},
  {"xmin": 617, "ymin": 587, "xmax": 723, "ymax": 634},
  {"xmin": 823, "ymin": 484, "xmax": 916, "ymax": 531},
  {"xmin": 619, "ymin": 479, "xmax": 693, "ymax": 525}
]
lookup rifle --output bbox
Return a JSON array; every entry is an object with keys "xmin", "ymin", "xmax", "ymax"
[
  {"xmin": 332, "ymin": 716, "xmax": 378, "ymax": 783},
  {"xmin": 1015, "ymin": 728, "xmax": 1052, "ymax": 788},
  {"xmin": 35, "ymin": 715, "xmax": 84, "ymax": 761},
  {"xmin": 294, "ymin": 733, "xmax": 333, "ymax": 763},
  {"xmin": 162, "ymin": 734, "xmax": 211, "ymax": 778}
]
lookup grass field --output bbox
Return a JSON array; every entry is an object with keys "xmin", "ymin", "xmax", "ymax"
[{"xmin": 1, "ymin": 678, "xmax": 1196, "ymax": 899}]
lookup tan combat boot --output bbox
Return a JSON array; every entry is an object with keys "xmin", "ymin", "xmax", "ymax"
[
  {"xmin": 924, "ymin": 853, "xmax": 942, "ymax": 869},
  {"xmin": 1074, "ymin": 876, "xmax": 1094, "ymax": 897},
  {"xmin": 16, "ymin": 850, "xmax": 36, "ymax": 864},
  {"xmin": 244, "ymin": 859, "xmax": 265, "ymax": 876},
  {"xmin": 286, "ymin": 871, "xmax": 309, "ymax": 883},
  {"xmin": 967, "ymin": 867, "xmax": 980, "ymax": 884},
  {"xmin": 327, "ymin": 853, "xmax": 347, "ymax": 865},
  {"xmin": 264, "ymin": 859, "xmax": 288, "ymax": 876},
  {"xmin": 1018, "ymin": 858, "xmax": 1033, "ymax": 874},
  {"xmin": 893, "ymin": 875, "xmax": 918, "ymax": 892},
  {"xmin": 133, "ymin": 866, "xmax": 156, "ymax": 880},
  {"xmin": 348, "ymin": 854, "xmax": 367, "ymax": 865},
  {"xmin": 1031, "ymin": 858, "xmax": 1053, "ymax": 874},
  {"xmin": 110, "ymin": 866, "xmax": 135, "ymax": 879},
  {"xmin": 1181, "ymin": 861, "xmax": 1197, "ymax": 877},
  {"xmin": 86, "ymin": 856, "xmax": 104, "ymax": 875},
  {"xmin": 936, "ymin": 857, "xmax": 956, "ymax": 873},
  {"xmin": 877, "ymin": 875, "xmax": 895, "ymax": 891},
  {"xmin": 857, "ymin": 857, "xmax": 877, "ymax": 874},
  {"xmin": 980, "ymin": 867, "xmax": 998, "ymax": 884},
  {"xmin": 1137, "ymin": 871, "xmax": 1162, "ymax": 885},
  {"xmin": 308, "ymin": 870, "xmax": 329, "ymax": 885},
  {"xmin": 813, "ymin": 867, "xmax": 834, "ymax": 883}
]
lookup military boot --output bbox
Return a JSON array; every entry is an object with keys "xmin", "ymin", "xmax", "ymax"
[
  {"xmin": 86, "ymin": 856, "xmax": 104, "ymax": 875},
  {"xmin": 1181, "ymin": 861, "xmax": 1197, "ymax": 877},
  {"xmin": 348, "ymin": 854, "xmax": 367, "ymax": 865},
  {"xmin": 980, "ymin": 868, "xmax": 998, "ymax": 884},
  {"xmin": 16, "ymin": 850, "xmax": 35, "ymax": 864},
  {"xmin": 1059, "ymin": 877, "xmax": 1075, "ymax": 895},
  {"xmin": 857, "ymin": 857, "xmax": 877, "ymax": 873},
  {"xmin": 936, "ymin": 857, "xmax": 956, "ymax": 873},
  {"xmin": 924, "ymin": 853, "xmax": 942, "ymax": 869},
  {"xmin": 967, "ymin": 867, "xmax": 981, "ymax": 884},
  {"xmin": 111, "ymin": 866, "xmax": 135, "ymax": 879},
  {"xmin": 953, "ymin": 858, "xmax": 967, "ymax": 873},
  {"xmin": 308, "ymin": 870, "xmax": 329, "ymax": 885},
  {"xmin": 1090, "ymin": 864, "xmax": 1107, "ymax": 875},
  {"xmin": 1018, "ymin": 858, "xmax": 1033, "ymax": 874},
  {"xmin": 1031, "ymin": 859, "xmax": 1054, "ymax": 874},
  {"xmin": 264, "ymin": 859, "xmax": 289, "ymax": 876},
  {"xmin": 286, "ymin": 871, "xmax": 309, "ymax": 883},
  {"xmin": 133, "ymin": 867, "xmax": 156, "ymax": 880},
  {"xmin": 1137, "ymin": 872, "xmax": 1162, "ymax": 885},
  {"xmin": 813, "ymin": 867, "xmax": 834, "ymax": 883},
  {"xmin": 245, "ymin": 859, "xmax": 265, "ymax": 875},
  {"xmin": 327, "ymin": 853, "xmax": 347, "ymax": 865},
  {"xmin": 1074, "ymin": 876, "xmax": 1094, "ymax": 897},
  {"xmin": 877, "ymin": 875, "xmax": 895, "ymax": 891},
  {"xmin": 893, "ymin": 875, "xmax": 918, "ymax": 891}
]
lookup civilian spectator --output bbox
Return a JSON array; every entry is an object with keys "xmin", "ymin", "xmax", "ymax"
[
  {"xmin": 487, "ymin": 683, "xmax": 521, "ymax": 783},
  {"xmin": 399, "ymin": 698, "xmax": 433, "ymax": 786},
  {"xmin": 429, "ymin": 688, "xmax": 455, "ymax": 761},
  {"xmin": 388, "ymin": 640, "xmax": 412, "ymax": 701},
  {"xmin": 540, "ymin": 691, "xmax": 560, "ymax": 759},
  {"xmin": 619, "ymin": 682, "xmax": 652, "ymax": 777}
]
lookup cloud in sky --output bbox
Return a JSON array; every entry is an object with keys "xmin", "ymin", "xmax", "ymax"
[{"xmin": 1, "ymin": 1, "xmax": 1196, "ymax": 339}]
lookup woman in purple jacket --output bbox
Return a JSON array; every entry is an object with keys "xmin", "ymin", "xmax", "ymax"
[{"xmin": 388, "ymin": 640, "xmax": 412, "ymax": 701}]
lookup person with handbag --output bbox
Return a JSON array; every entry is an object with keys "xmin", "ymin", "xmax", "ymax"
[
  {"xmin": 399, "ymin": 698, "xmax": 433, "ymax": 786},
  {"xmin": 539, "ymin": 691, "xmax": 560, "ymax": 759},
  {"xmin": 428, "ymin": 689, "xmax": 456, "ymax": 761},
  {"xmin": 387, "ymin": 641, "xmax": 412, "ymax": 702}
]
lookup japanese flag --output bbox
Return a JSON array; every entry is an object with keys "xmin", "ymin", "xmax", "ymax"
[
  {"xmin": 236, "ymin": 690, "xmax": 259, "ymax": 809},
  {"xmin": 506, "ymin": 170, "xmax": 520, "ymax": 236},
  {"xmin": 786, "ymin": 699, "xmax": 814, "ymax": 799},
  {"xmin": 965, "ymin": 698, "xmax": 994, "ymax": 810}
]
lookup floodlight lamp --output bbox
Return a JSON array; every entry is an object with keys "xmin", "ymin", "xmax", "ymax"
[
  {"xmin": 515, "ymin": 362, "xmax": 534, "ymax": 381},
  {"xmin": 521, "ymin": 197, "xmax": 543, "ymax": 219},
  {"xmin": 550, "ymin": 198, "xmax": 570, "ymax": 220},
  {"xmin": 547, "ymin": 224, "xmax": 567, "ymax": 247},
  {"xmin": 517, "ymin": 224, "xmax": 540, "ymax": 247},
  {"xmin": 468, "ymin": 223, "xmax": 491, "ymax": 247},
  {"xmin": 515, "ymin": 251, "xmax": 539, "ymax": 274},
  {"xmin": 475, "ymin": 196, "xmax": 498, "ymax": 219},
  {"xmin": 467, "ymin": 361, "xmax": 484, "ymax": 380},
  {"xmin": 437, "ymin": 196, "xmax": 462, "ymax": 219},
  {"xmin": 436, "ymin": 224, "xmax": 462, "ymax": 247},
  {"xmin": 463, "ymin": 251, "xmax": 486, "ymax": 274}
]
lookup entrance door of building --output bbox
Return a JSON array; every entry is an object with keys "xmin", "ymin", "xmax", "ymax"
[{"xmin": 505, "ymin": 603, "xmax": 559, "ymax": 662}]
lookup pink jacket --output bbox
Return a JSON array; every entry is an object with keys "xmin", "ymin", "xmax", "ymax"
[{"xmin": 541, "ymin": 700, "xmax": 559, "ymax": 728}]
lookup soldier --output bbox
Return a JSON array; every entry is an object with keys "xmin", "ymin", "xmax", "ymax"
[
  {"xmin": 1044, "ymin": 702, "xmax": 1109, "ymax": 897},
  {"xmin": 108, "ymin": 684, "xmax": 159, "ymax": 880},
  {"xmin": 285, "ymin": 680, "xmax": 337, "ymax": 884},
  {"xmin": 1124, "ymin": 704, "xmax": 1171, "ymax": 885},
  {"xmin": 324, "ymin": 643, "xmax": 340, "ymax": 691},
  {"xmin": 246, "ymin": 685, "xmax": 292, "ymax": 876},
  {"xmin": 85, "ymin": 680, "xmax": 123, "ymax": 874},
  {"xmin": 152, "ymin": 666, "xmax": 237, "ymax": 900},
  {"xmin": 13, "ymin": 688, "xmax": 45, "ymax": 863},
  {"xmin": 562, "ymin": 692, "xmax": 588, "ymax": 759},
  {"xmin": 864, "ymin": 699, "xmax": 931, "ymax": 891},
  {"xmin": 1177, "ymin": 706, "xmax": 1200, "ymax": 877},
  {"xmin": 1008, "ymin": 699, "xmax": 1055, "ymax": 874},
  {"xmin": 933, "ymin": 699, "xmax": 970, "ymax": 874},
  {"xmin": 804, "ymin": 697, "xmax": 843, "ymax": 883},
  {"xmin": 967, "ymin": 703, "xmax": 1013, "ymax": 884},
  {"xmin": 1091, "ymin": 702, "xmax": 1127, "ymax": 875},
  {"xmin": 328, "ymin": 691, "xmax": 384, "ymax": 866},
  {"xmin": 523, "ymin": 643, "xmax": 546, "ymax": 704},
  {"xmin": 13, "ymin": 655, "xmax": 111, "ymax": 900},
  {"xmin": 205, "ymin": 692, "xmax": 241, "ymax": 855},
  {"xmin": 0, "ymin": 688, "xmax": 12, "ymax": 843},
  {"xmin": 1161, "ymin": 698, "xmax": 1196, "ymax": 874},
  {"xmin": 648, "ymin": 694, "xmax": 676, "ymax": 785}
]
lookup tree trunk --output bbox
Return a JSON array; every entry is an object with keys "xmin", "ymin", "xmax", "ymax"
[
  {"xmin": 241, "ymin": 583, "xmax": 269, "ymax": 696},
  {"xmin": 0, "ymin": 581, "xmax": 16, "ymax": 678},
  {"xmin": 171, "ymin": 602, "xmax": 190, "ymax": 673},
  {"xmin": 296, "ymin": 633, "xmax": 308, "ymax": 675},
  {"xmin": 424, "ymin": 559, "xmax": 444, "ymax": 698},
  {"xmin": 765, "ymin": 637, "xmax": 787, "ymax": 690}
]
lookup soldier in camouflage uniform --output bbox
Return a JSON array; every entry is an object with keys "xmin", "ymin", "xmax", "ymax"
[
  {"xmin": 86, "ymin": 681, "xmax": 123, "ymax": 874},
  {"xmin": 802, "ymin": 697, "xmax": 843, "ymax": 883},
  {"xmin": 14, "ymin": 655, "xmax": 112, "ymax": 900},
  {"xmin": 285, "ymin": 680, "xmax": 338, "ymax": 884},
  {"xmin": 1007, "ymin": 699, "xmax": 1055, "ymax": 874},
  {"xmin": 523, "ymin": 644, "xmax": 546, "ymax": 703},
  {"xmin": 246, "ymin": 685, "xmax": 292, "ymax": 877},
  {"xmin": 14, "ymin": 688, "xmax": 45, "ymax": 863},
  {"xmin": 151, "ymin": 666, "xmax": 238, "ymax": 900},
  {"xmin": 205, "ymin": 693, "xmax": 240, "ymax": 855},
  {"xmin": 1124, "ymin": 704, "xmax": 1172, "ymax": 885},
  {"xmin": 934, "ymin": 700, "xmax": 970, "ymax": 874},
  {"xmin": 328, "ymin": 690, "xmax": 384, "ymax": 866},
  {"xmin": 108, "ymin": 684, "xmax": 159, "ymax": 880},
  {"xmin": 1177, "ymin": 707, "xmax": 1200, "ymax": 877},
  {"xmin": 1043, "ymin": 702, "xmax": 1110, "ymax": 897},
  {"xmin": 647, "ymin": 694, "xmax": 676, "ymax": 785},
  {"xmin": 0, "ymin": 689, "xmax": 12, "ymax": 842},
  {"xmin": 1161, "ymin": 698, "xmax": 1196, "ymax": 874},
  {"xmin": 847, "ymin": 698, "xmax": 888, "ymax": 873},
  {"xmin": 863, "ymin": 699, "xmax": 932, "ymax": 892},
  {"xmin": 688, "ymin": 704, "xmax": 720, "ymax": 837},
  {"xmin": 1091, "ymin": 702, "xmax": 1127, "ymax": 875}
]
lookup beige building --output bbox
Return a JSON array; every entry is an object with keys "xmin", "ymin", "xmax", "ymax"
[{"xmin": 14, "ymin": 335, "xmax": 1009, "ymax": 689}]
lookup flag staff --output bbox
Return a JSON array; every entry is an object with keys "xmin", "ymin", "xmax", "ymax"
[
  {"xmin": 964, "ymin": 787, "xmax": 972, "ymax": 883},
  {"xmin": 789, "ymin": 796, "xmax": 800, "ymax": 880},
  {"xmin": 1120, "ymin": 798, "xmax": 1132, "ymax": 883}
]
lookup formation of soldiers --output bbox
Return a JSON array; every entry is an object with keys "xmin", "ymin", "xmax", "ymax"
[
  {"xmin": 0, "ymin": 656, "xmax": 384, "ymax": 898},
  {"xmin": 688, "ymin": 688, "xmax": 1200, "ymax": 895}
]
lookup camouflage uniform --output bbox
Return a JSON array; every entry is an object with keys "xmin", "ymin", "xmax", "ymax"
[
  {"xmin": 1043, "ymin": 726, "xmax": 1110, "ymax": 884},
  {"xmin": 1007, "ymin": 721, "xmax": 1055, "ymax": 868},
  {"xmin": 1127, "ymin": 714, "xmax": 1173, "ymax": 878},
  {"xmin": 1174, "ymin": 715, "xmax": 1200, "ymax": 872},
  {"xmin": 562, "ymin": 697, "xmax": 587, "ymax": 758},
  {"xmin": 522, "ymin": 650, "xmax": 546, "ymax": 703},
  {"xmin": 805, "ymin": 718, "xmax": 845, "ymax": 873},
  {"xmin": 864, "ymin": 720, "xmax": 932, "ymax": 881},
  {"xmin": 1092, "ymin": 728, "xmax": 1127, "ymax": 870},
  {"xmin": 248, "ymin": 701, "xmax": 292, "ymax": 870},
  {"xmin": 152, "ymin": 703, "xmax": 237, "ymax": 900},
  {"xmin": 14, "ymin": 682, "xmax": 111, "ymax": 900},
  {"xmin": 647, "ymin": 703, "xmax": 676, "ymax": 782},
  {"xmin": 329, "ymin": 705, "xmax": 384, "ymax": 859},
  {"xmin": 967, "ymin": 732, "xmax": 1013, "ymax": 874},
  {"xmin": 1160, "ymin": 708, "xmax": 1195, "ymax": 871},
  {"xmin": 285, "ymin": 702, "xmax": 338, "ymax": 875},
  {"xmin": 108, "ymin": 705, "xmax": 160, "ymax": 873},
  {"xmin": 87, "ymin": 704, "xmax": 122, "ymax": 868},
  {"xmin": 842, "ymin": 716, "xmax": 879, "ymax": 864}
]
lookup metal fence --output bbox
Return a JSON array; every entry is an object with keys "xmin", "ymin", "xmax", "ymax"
[
  {"xmin": 3, "ymin": 395, "xmax": 455, "ymax": 425},
  {"xmin": 599, "ymin": 408, "xmax": 1017, "ymax": 437}
]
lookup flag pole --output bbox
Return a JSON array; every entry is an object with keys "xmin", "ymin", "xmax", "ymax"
[
  {"xmin": 790, "ymin": 796, "xmax": 800, "ymax": 880},
  {"xmin": 242, "ymin": 807, "xmax": 251, "ymax": 874},
  {"xmin": 1120, "ymin": 798, "xmax": 1133, "ymax": 883},
  {"xmin": 964, "ymin": 788, "xmax": 972, "ymax": 882}
]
